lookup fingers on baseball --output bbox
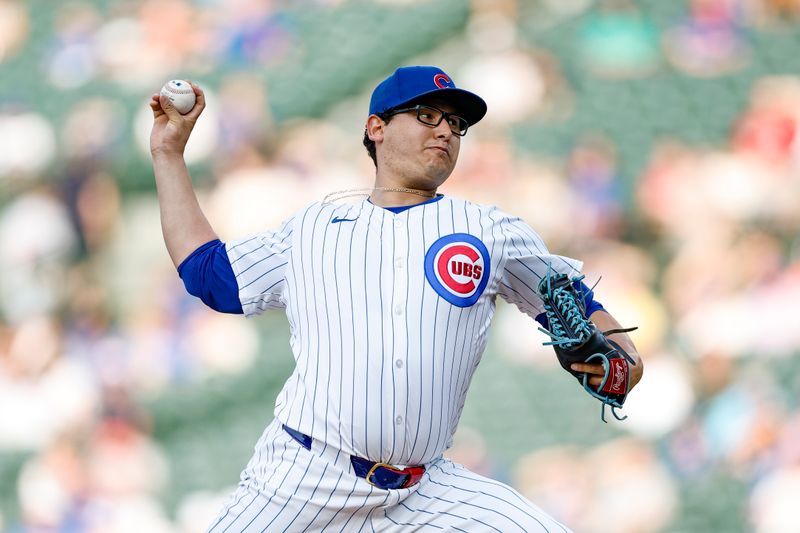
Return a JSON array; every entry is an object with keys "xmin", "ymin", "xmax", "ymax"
[
  {"xmin": 158, "ymin": 94, "xmax": 185, "ymax": 120},
  {"xmin": 186, "ymin": 85, "xmax": 206, "ymax": 118},
  {"xmin": 158, "ymin": 94, "xmax": 173, "ymax": 109},
  {"xmin": 150, "ymin": 96, "xmax": 165, "ymax": 118}
]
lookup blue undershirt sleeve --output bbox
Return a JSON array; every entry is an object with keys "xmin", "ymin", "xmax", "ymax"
[
  {"xmin": 534, "ymin": 280, "xmax": 605, "ymax": 329},
  {"xmin": 177, "ymin": 239, "xmax": 244, "ymax": 314}
]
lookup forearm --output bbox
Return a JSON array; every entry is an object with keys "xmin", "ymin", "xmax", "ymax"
[
  {"xmin": 590, "ymin": 309, "xmax": 644, "ymax": 389},
  {"xmin": 152, "ymin": 151, "xmax": 218, "ymax": 267}
]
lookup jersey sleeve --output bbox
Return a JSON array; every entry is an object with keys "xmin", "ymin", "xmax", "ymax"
[
  {"xmin": 226, "ymin": 214, "xmax": 296, "ymax": 316},
  {"xmin": 178, "ymin": 239, "xmax": 243, "ymax": 314},
  {"xmin": 495, "ymin": 212, "xmax": 583, "ymax": 319}
]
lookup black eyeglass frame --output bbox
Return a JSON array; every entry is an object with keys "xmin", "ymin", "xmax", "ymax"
[{"xmin": 385, "ymin": 104, "xmax": 470, "ymax": 136}]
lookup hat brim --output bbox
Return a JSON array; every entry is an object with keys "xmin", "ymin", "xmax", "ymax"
[{"xmin": 395, "ymin": 88, "xmax": 487, "ymax": 127}]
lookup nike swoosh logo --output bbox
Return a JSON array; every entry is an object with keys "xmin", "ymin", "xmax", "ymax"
[{"xmin": 331, "ymin": 216, "xmax": 358, "ymax": 224}]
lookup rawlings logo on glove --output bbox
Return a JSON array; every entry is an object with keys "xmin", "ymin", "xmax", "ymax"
[
  {"xmin": 605, "ymin": 357, "xmax": 628, "ymax": 395},
  {"xmin": 536, "ymin": 267, "xmax": 637, "ymax": 422}
]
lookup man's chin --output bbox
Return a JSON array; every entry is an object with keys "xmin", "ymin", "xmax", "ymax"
[{"xmin": 423, "ymin": 159, "xmax": 455, "ymax": 181}]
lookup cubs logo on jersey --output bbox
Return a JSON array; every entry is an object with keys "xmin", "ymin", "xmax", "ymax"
[{"xmin": 424, "ymin": 233, "xmax": 491, "ymax": 307}]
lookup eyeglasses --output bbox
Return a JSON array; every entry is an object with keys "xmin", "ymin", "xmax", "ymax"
[{"xmin": 386, "ymin": 104, "xmax": 470, "ymax": 136}]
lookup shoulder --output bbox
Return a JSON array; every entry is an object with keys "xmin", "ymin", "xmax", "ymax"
[
  {"xmin": 302, "ymin": 200, "xmax": 367, "ymax": 217},
  {"xmin": 452, "ymin": 197, "xmax": 526, "ymax": 228},
  {"xmin": 285, "ymin": 200, "xmax": 376, "ymax": 232},
  {"xmin": 282, "ymin": 201, "xmax": 344, "ymax": 226},
  {"xmin": 438, "ymin": 195, "xmax": 505, "ymax": 217}
]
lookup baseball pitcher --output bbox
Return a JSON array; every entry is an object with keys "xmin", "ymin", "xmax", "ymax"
[{"xmin": 149, "ymin": 65, "xmax": 644, "ymax": 532}]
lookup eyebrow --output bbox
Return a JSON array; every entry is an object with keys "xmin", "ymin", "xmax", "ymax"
[{"xmin": 418, "ymin": 101, "xmax": 458, "ymax": 114}]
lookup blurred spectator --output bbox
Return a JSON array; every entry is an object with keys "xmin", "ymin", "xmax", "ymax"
[
  {"xmin": 732, "ymin": 76, "xmax": 800, "ymax": 171},
  {"xmin": 0, "ymin": 111, "xmax": 57, "ymax": 179},
  {"xmin": 138, "ymin": 0, "xmax": 202, "ymax": 67},
  {"xmin": 0, "ymin": 0, "xmax": 29, "ymax": 63},
  {"xmin": 749, "ymin": 465, "xmax": 800, "ymax": 532},
  {"xmin": 582, "ymin": 438, "xmax": 678, "ymax": 533},
  {"xmin": 618, "ymin": 353, "xmax": 696, "ymax": 439},
  {"xmin": 214, "ymin": 0, "xmax": 299, "ymax": 68},
  {"xmin": 183, "ymin": 309, "xmax": 259, "ymax": 376},
  {"xmin": 445, "ymin": 137, "xmax": 516, "ymax": 204},
  {"xmin": 71, "ymin": 170, "xmax": 122, "ymax": 255},
  {"xmin": 514, "ymin": 446, "xmax": 591, "ymax": 526},
  {"xmin": 636, "ymin": 142, "xmax": 784, "ymax": 245},
  {"xmin": 0, "ymin": 314, "xmax": 98, "ymax": 451},
  {"xmin": 15, "ymin": 414, "xmax": 173, "ymax": 532},
  {"xmin": 460, "ymin": 48, "xmax": 551, "ymax": 126},
  {"xmin": 565, "ymin": 135, "xmax": 624, "ymax": 239},
  {"xmin": 216, "ymin": 73, "xmax": 274, "ymax": 158},
  {"xmin": 700, "ymin": 372, "xmax": 780, "ymax": 469},
  {"xmin": 578, "ymin": 0, "xmax": 661, "ymax": 78},
  {"xmin": 514, "ymin": 439, "xmax": 678, "ymax": 533},
  {"xmin": 57, "ymin": 162, "xmax": 123, "ymax": 260},
  {"xmin": 460, "ymin": 0, "xmax": 577, "ymax": 125},
  {"xmin": 664, "ymin": 0, "xmax": 750, "ymax": 77},
  {"xmin": 575, "ymin": 241, "xmax": 667, "ymax": 356},
  {"xmin": 16, "ymin": 436, "xmax": 88, "ymax": 530},
  {"xmin": 443, "ymin": 425, "xmax": 497, "ymax": 479},
  {"xmin": 749, "ymin": 0, "xmax": 800, "ymax": 26},
  {"xmin": 677, "ymin": 258, "xmax": 800, "ymax": 358},
  {"xmin": 175, "ymin": 489, "xmax": 231, "ymax": 533},
  {"xmin": 61, "ymin": 98, "xmax": 128, "ymax": 162},
  {"xmin": 666, "ymin": 418, "xmax": 714, "ymax": 479},
  {"xmin": 46, "ymin": 1, "xmax": 102, "ymax": 89},
  {"xmin": 0, "ymin": 189, "xmax": 76, "ymax": 321}
]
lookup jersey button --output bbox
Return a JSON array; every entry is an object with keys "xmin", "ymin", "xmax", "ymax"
[
  {"xmin": 394, "ymin": 305, "xmax": 403, "ymax": 315},
  {"xmin": 395, "ymin": 359, "xmax": 403, "ymax": 368},
  {"xmin": 395, "ymin": 416, "xmax": 403, "ymax": 425},
  {"xmin": 395, "ymin": 258, "xmax": 404, "ymax": 268},
  {"xmin": 394, "ymin": 219, "xmax": 403, "ymax": 227}
]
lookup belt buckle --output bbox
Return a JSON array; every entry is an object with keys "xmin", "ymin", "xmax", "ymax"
[{"xmin": 365, "ymin": 462, "xmax": 425, "ymax": 489}]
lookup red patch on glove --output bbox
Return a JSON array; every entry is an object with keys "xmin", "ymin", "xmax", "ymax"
[{"xmin": 601, "ymin": 358, "xmax": 629, "ymax": 395}]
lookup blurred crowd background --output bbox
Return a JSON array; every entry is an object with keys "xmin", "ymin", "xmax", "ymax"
[{"xmin": 2, "ymin": 0, "xmax": 800, "ymax": 531}]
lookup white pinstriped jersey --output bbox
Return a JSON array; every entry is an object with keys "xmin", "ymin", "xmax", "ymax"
[{"xmin": 226, "ymin": 196, "xmax": 582, "ymax": 466}]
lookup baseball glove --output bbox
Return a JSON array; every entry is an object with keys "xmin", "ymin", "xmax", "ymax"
[{"xmin": 536, "ymin": 266, "xmax": 637, "ymax": 422}]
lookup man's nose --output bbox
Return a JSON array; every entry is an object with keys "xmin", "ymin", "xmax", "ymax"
[{"xmin": 433, "ymin": 119, "xmax": 452, "ymax": 138}]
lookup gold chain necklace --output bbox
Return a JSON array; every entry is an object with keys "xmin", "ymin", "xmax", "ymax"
[
  {"xmin": 323, "ymin": 186, "xmax": 436, "ymax": 204},
  {"xmin": 373, "ymin": 186, "xmax": 436, "ymax": 198}
]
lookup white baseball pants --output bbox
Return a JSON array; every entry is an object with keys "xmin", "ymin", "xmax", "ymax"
[{"xmin": 207, "ymin": 419, "xmax": 571, "ymax": 532}]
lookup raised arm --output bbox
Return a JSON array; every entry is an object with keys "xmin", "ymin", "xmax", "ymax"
[{"xmin": 149, "ymin": 83, "xmax": 217, "ymax": 267}]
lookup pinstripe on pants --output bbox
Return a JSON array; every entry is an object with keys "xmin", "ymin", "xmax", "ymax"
[{"xmin": 207, "ymin": 419, "xmax": 572, "ymax": 533}]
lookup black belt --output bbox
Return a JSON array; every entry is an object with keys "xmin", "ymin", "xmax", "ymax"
[{"xmin": 283, "ymin": 425, "xmax": 425, "ymax": 490}]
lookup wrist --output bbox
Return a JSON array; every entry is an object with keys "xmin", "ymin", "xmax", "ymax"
[{"xmin": 150, "ymin": 146, "xmax": 186, "ymax": 160}]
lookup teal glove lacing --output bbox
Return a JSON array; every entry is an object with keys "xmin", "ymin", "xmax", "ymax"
[{"xmin": 537, "ymin": 271, "xmax": 593, "ymax": 349}]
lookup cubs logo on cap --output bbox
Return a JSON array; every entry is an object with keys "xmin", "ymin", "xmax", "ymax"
[
  {"xmin": 424, "ymin": 233, "xmax": 491, "ymax": 307},
  {"xmin": 369, "ymin": 66, "xmax": 487, "ymax": 126},
  {"xmin": 433, "ymin": 73, "xmax": 453, "ymax": 89}
]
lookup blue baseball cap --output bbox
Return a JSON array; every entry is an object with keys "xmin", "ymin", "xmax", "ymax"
[{"xmin": 369, "ymin": 66, "xmax": 487, "ymax": 126}]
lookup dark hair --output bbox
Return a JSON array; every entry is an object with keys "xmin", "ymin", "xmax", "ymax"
[{"xmin": 363, "ymin": 111, "xmax": 393, "ymax": 168}]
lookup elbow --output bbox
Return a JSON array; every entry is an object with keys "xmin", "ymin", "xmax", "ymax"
[{"xmin": 178, "ymin": 240, "xmax": 244, "ymax": 314}]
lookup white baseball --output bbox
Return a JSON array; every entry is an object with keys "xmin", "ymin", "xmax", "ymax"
[{"xmin": 160, "ymin": 79, "xmax": 196, "ymax": 114}]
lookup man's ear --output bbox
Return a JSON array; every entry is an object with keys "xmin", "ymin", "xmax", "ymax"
[{"xmin": 366, "ymin": 115, "xmax": 385, "ymax": 142}]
